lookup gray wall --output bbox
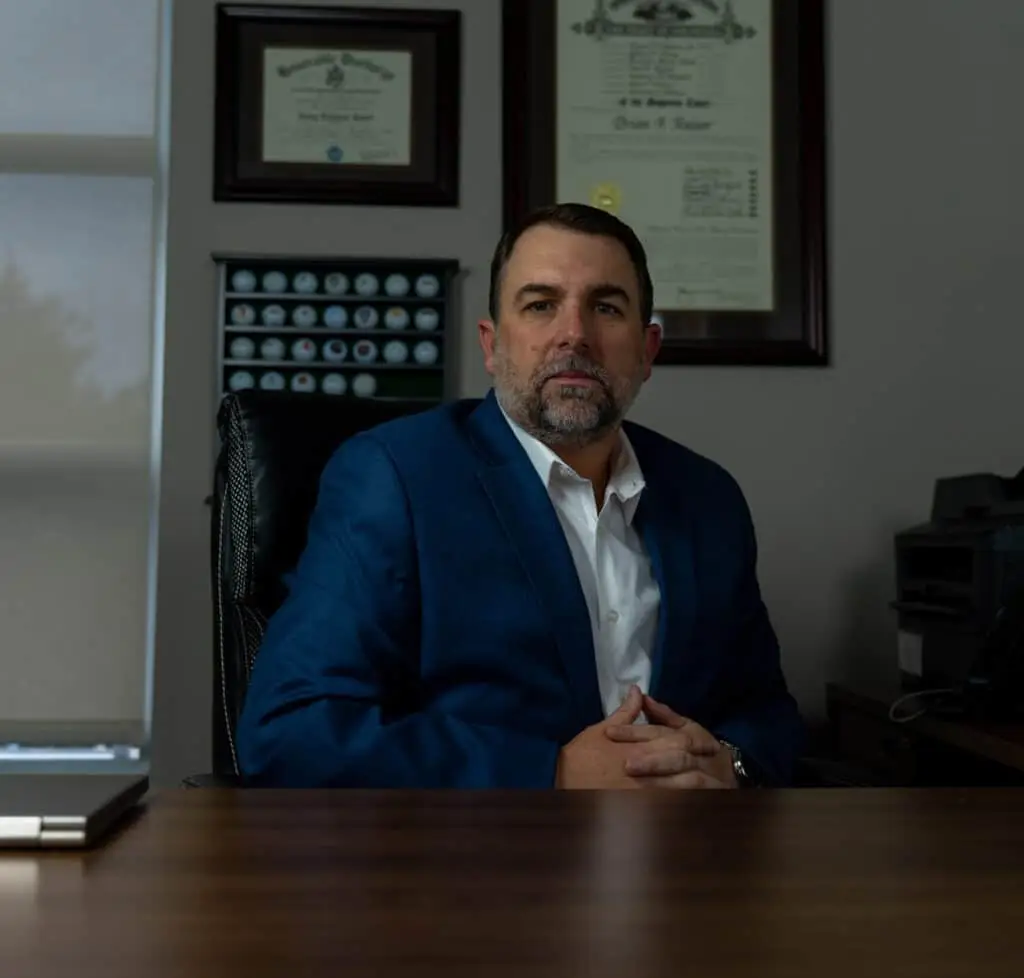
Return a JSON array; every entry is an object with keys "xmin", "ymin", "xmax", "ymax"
[{"xmin": 150, "ymin": 0, "xmax": 1024, "ymax": 784}]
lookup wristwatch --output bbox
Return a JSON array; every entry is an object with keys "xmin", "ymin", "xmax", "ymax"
[{"xmin": 719, "ymin": 739, "xmax": 755, "ymax": 787}]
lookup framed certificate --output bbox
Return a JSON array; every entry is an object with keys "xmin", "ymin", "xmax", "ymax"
[
  {"xmin": 503, "ymin": 0, "xmax": 827, "ymax": 365},
  {"xmin": 214, "ymin": 5, "xmax": 461, "ymax": 206}
]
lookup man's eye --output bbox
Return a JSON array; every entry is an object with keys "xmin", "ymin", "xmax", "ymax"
[
  {"xmin": 596, "ymin": 303, "xmax": 623, "ymax": 316},
  {"xmin": 525, "ymin": 300, "xmax": 554, "ymax": 312}
]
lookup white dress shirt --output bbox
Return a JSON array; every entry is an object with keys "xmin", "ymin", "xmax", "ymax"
[{"xmin": 500, "ymin": 407, "xmax": 661, "ymax": 718}]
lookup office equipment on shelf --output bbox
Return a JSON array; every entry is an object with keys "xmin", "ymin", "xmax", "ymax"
[{"xmin": 891, "ymin": 466, "xmax": 1024, "ymax": 721}]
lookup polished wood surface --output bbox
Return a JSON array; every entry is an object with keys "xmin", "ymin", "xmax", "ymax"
[{"xmin": 4, "ymin": 788, "xmax": 1024, "ymax": 977}]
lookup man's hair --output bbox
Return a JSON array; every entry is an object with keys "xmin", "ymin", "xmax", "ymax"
[{"xmin": 488, "ymin": 202, "xmax": 655, "ymax": 325}]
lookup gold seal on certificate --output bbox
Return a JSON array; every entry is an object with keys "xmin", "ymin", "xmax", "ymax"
[
  {"xmin": 590, "ymin": 182, "xmax": 621, "ymax": 214},
  {"xmin": 261, "ymin": 48, "xmax": 414, "ymax": 167}
]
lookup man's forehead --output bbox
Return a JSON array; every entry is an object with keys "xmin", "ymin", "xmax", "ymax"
[{"xmin": 503, "ymin": 225, "xmax": 638, "ymax": 292}]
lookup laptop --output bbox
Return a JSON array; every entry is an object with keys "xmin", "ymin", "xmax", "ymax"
[{"xmin": 0, "ymin": 774, "xmax": 148, "ymax": 849}]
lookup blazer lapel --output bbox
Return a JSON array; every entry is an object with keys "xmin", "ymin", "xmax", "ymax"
[
  {"xmin": 632, "ymin": 461, "xmax": 697, "ymax": 706},
  {"xmin": 468, "ymin": 393, "xmax": 605, "ymax": 728}
]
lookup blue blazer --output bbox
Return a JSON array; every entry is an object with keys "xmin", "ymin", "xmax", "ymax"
[{"xmin": 237, "ymin": 391, "xmax": 804, "ymax": 787}]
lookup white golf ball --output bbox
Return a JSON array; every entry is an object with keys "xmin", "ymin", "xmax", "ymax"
[
  {"xmin": 354, "ymin": 272, "xmax": 379, "ymax": 296},
  {"xmin": 229, "ymin": 336, "xmax": 255, "ymax": 359},
  {"xmin": 414, "ymin": 307, "xmax": 440, "ymax": 331},
  {"xmin": 384, "ymin": 306, "xmax": 410, "ymax": 330},
  {"xmin": 321, "ymin": 373, "xmax": 347, "ymax": 395},
  {"xmin": 352, "ymin": 339, "xmax": 378, "ymax": 363},
  {"xmin": 384, "ymin": 273, "xmax": 410, "ymax": 297},
  {"xmin": 292, "ymin": 304, "xmax": 318, "ymax": 328},
  {"xmin": 352, "ymin": 372, "xmax": 377, "ymax": 398},
  {"xmin": 231, "ymin": 269, "xmax": 256, "ymax": 293},
  {"xmin": 291, "ymin": 338, "xmax": 318, "ymax": 362},
  {"xmin": 383, "ymin": 340, "xmax": 409, "ymax": 364},
  {"xmin": 262, "ymin": 271, "xmax": 288, "ymax": 293},
  {"xmin": 230, "ymin": 303, "xmax": 256, "ymax": 326},
  {"xmin": 323, "ymin": 305, "xmax": 348, "ymax": 329},
  {"xmin": 353, "ymin": 305, "xmax": 379, "ymax": 330},
  {"xmin": 259, "ymin": 371, "xmax": 286, "ymax": 391},
  {"xmin": 290, "ymin": 372, "xmax": 316, "ymax": 393},
  {"xmin": 260, "ymin": 337, "xmax": 286, "ymax": 360},
  {"xmin": 414, "ymin": 274, "xmax": 440, "ymax": 298},
  {"xmin": 261, "ymin": 304, "xmax": 287, "ymax": 326},
  {"xmin": 322, "ymin": 339, "xmax": 348, "ymax": 362},
  {"xmin": 413, "ymin": 340, "xmax": 439, "ymax": 365},
  {"xmin": 228, "ymin": 371, "xmax": 255, "ymax": 392},
  {"xmin": 293, "ymin": 271, "xmax": 318, "ymax": 294},
  {"xmin": 324, "ymin": 272, "xmax": 350, "ymax": 295}
]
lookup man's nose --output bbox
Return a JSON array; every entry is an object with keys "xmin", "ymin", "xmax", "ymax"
[{"xmin": 553, "ymin": 304, "xmax": 592, "ymax": 347}]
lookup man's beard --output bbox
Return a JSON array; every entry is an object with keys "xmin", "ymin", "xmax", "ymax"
[{"xmin": 494, "ymin": 349, "xmax": 642, "ymax": 448}]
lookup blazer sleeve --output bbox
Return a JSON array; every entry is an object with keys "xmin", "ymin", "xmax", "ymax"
[
  {"xmin": 709, "ymin": 477, "xmax": 806, "ymax": 786},
  {"xmin": 235, "ymin": 433, "xmax": 561, "ymax": 788}
]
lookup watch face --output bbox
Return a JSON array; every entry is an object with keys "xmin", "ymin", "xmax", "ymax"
[
  {"xmin": 293, "ymin": 271, "xmax": 318, "ymax": 294},
  {"xmin": 229, "ymin": 337, "xmax": 255, "ymax": 360},
  {"xmin": 384, "ymin": 273, "xmax": 410, "ymax": 297},
  {"xmin": 321, "ymin": 372, "xmax": 347, "ymax": 395},
  {"xmin": 261, "ymin": 304, "xmax": 287, "ymax": 327},
  {"xmin": 291, "ymin": 304, "xmax": 318, "ymax": 328},
  {"xmin": 414, "ymin": 307, "xmax": 440, "ymax": 331},
  {"xmin": 413, "ymin": 340, "xmax": 439, "ymax": 366},
  {"xmin": 261, "ymin": 271, "xmax": 288, "ymax": 293},
  {"xmin": 323, "ymin": 305, "xmax": 348, "ymax": 329},
  {"xmin": 290, "ymin": 371, "xmax": 316, "ymax": 393},
  {"xmin": 230, "ymin": 303, "xmax": 256, "ymax": 326},
  {"xmin": 354, "ymin": 272, "xmax": 379, "ymax": 297},
  {"xmin": 290, "ymin": 338, "xmax": 318, "ymax": 362},
  {"xmin": 384, "ymin": 306, "xmax": 410, "ymax": 330},
  {"xmin": 227, "ymin": 370, "xmax": 255, "ymax": 392},
  {"xmin": 231, "ymin": 269, "xmax": 256, "ymax": 293},
  {"xmin": 352, "ymin": 339, "xmax": 378, "ymax": 363},
  {"xmin": 353, "ymin": 305, "xmax": 379, "ymax": 330},
  {"xmin": 260, "ymin": 337, "xmax": 286, "ymax": 360},
  {"xmin": 324, "ymin": 272, "xmax": 350, "ymax": 295},
  {"xmin": 322, "ymin": 339, "xmax": 348, "ymax": 362},
  {"xmin": 259, "ymin": 371, "xmax": 286, "ymax": 391},
  {"xmin": 414, "ymin": 274, "xmax": 440, "ymax": 298},
  {"xmin": 383, "ymin": 340, "xmax": 409, "ymax": 364},
  {"xmin": 351, "ymin": 372, "xmax": 377, "ymax": 398}
]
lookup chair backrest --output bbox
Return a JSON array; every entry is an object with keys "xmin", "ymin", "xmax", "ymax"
[{"xmin": 211, "ymin": 391, "xmax": 428, "ymax": 776}]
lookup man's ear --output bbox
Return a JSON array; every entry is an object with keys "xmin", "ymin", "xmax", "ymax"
[
  {"xmin": 478, "ymin": 318, "xmax": 498, "ymax": 375},
  {"xmin": 642, "ymin": 321, "xmax": 662, "ymax": 380}
]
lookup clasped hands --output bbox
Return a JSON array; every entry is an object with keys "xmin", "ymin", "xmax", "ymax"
[{"xmin": 555, "ymin": 685, "xmax": 738, "ymax": 790}]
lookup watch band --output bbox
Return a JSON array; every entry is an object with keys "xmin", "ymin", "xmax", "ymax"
[{"xmin": 719, "ymin": 739, "xmax": 754, "ymax": 787}]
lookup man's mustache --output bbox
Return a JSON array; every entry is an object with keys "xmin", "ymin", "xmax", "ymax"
[{"xmin": 534, "ymin": 355, "xmax": 610, "ymax": 390}]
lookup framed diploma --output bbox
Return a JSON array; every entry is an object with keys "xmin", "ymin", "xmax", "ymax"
[
  {"xmin": 214, "ymin": 5, "xmax": 461, "ymax": 206},
  {"xmin": 503, "ymin": 0, "xmax": 827, "ymax": 365}
]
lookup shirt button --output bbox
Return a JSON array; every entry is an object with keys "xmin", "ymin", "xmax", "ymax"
[{"xmin": 606, "ymin": 610, "xmax": 620, "ymax": 624}]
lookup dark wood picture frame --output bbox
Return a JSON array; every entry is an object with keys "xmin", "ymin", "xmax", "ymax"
[
  {"xmin": 503, "ymin": 0, "xmax": 827, "ymax": 366},
  {"xmin": 214, "ymin": 4, "xmax": 461, "ymax": 206}
]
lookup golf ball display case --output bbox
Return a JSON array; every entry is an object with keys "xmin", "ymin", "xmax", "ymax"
[{"xmin": 215, "ymin": 255, "xmax": 458, "ymax": 404}]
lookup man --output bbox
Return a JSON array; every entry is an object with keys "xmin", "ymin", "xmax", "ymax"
[{"xmin": 237, "ymin": 202, "xmax": 804, "ymax": 789}]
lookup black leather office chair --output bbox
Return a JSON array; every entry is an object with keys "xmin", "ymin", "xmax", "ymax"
[
  {"xmin": 204, "ymin": 391, "xmax": 428, "ymax": 784},
  {"xmin": 187, "ymin": 390, "xmax": 871, "ymax": 789}
]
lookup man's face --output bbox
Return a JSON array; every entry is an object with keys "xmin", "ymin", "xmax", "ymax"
[{"xmin": 478, "ymin": 224, "xmax": 661, "ymax": 447}]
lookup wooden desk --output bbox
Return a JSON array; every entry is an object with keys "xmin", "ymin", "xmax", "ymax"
[{"xmin": 4, "ymin": 789, "xmax": 1024, "ymax": 977}]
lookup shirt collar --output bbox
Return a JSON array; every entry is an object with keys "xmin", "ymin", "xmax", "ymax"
[{"xmin": 498, "ymin": 400, "xmax": 646, "ymax": 523}]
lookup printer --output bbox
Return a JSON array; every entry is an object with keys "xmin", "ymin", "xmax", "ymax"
[{"xmin": 892, "ymin": 468, "xmax": 1024, "ymax": 719}]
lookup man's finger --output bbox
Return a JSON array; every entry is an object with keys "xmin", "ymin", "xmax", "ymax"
[
  {"xmin": 605, "ymin": 725, "xmax": 673, "ymax": 743},
  {"xmin": 642, "ymin": 695, "xmax": 689, "ymax": 729},
  {"xmin": 638, "ymin": 770, "xmax": 728, "ymax": 790},
  {"xmin": 624, "ymin": 749, "xmax": 697, "ymax": 778},
  {"xmin": 606, "ymin": 684, "xmax": 643, "ymax": 726}
]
